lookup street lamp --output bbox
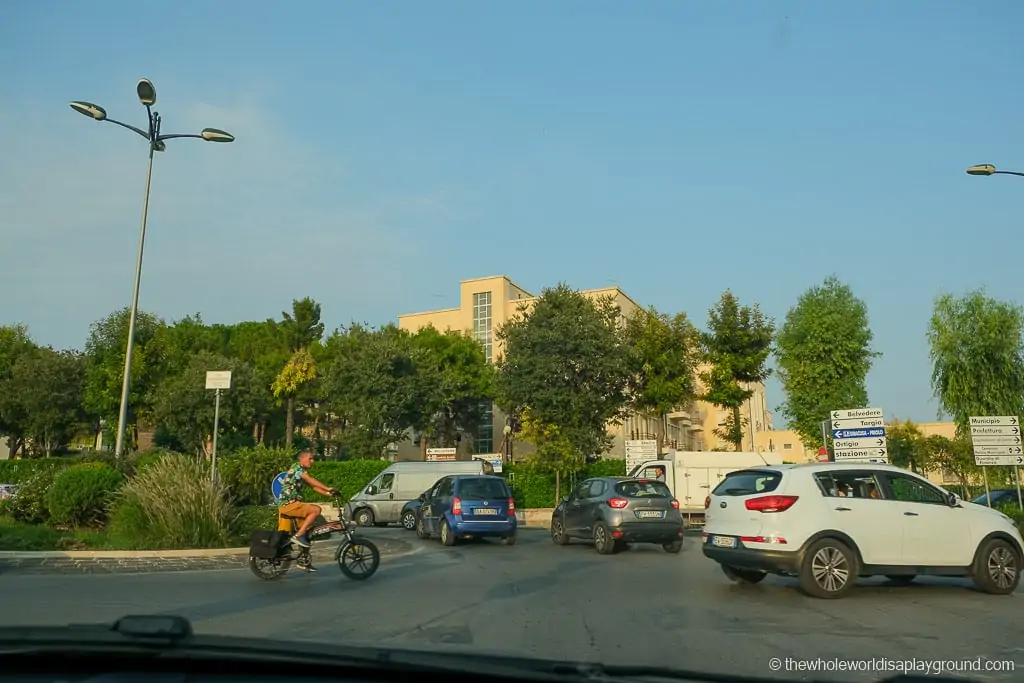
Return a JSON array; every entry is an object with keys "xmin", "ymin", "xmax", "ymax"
[
  {"xmin": 69, "ymin": 79, "xmax": 235, "ymax": 461},
  {"xmin": 966, "ymin": 164, "xmax": 1024, "ymax": 178}
]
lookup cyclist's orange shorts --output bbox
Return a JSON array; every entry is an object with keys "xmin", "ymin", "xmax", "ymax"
[{"xmin": 277, "ymin": 501, "xmax": 319, "ymax": 532}]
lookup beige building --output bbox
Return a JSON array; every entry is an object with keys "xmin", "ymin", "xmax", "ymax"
[{"xmin": 396, "ymin": 275, "xmax": 772, "ymax": 461}]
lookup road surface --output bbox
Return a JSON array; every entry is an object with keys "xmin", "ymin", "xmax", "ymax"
[{"xmin": 0, "ymin": 527, "xmax": 1019, "ymax": 681}]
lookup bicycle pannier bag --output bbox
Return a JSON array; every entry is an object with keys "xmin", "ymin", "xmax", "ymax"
[{"xmin": 249, "ymin": 530, "xmax": 287, "ymax": 559}]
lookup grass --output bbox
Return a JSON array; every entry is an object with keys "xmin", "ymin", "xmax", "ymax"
[{"xmin": 0, "ymin": 516, "xmax": 114, "ymax": 551}]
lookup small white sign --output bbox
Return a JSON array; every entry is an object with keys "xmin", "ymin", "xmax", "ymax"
[
  {"xmin": 969, "ymin": 415, "xmax": 1019, "ymax": 427},
  {"xmin": 625, "ymin": 439, "xmax": 658, "ymax": 457},
  {"xmin": 970, "ymin": 435, "xmax": 1021, "ymax": 446},
  {"xmin": 831, "ymin": 407, "xmax": 884, "ymax": 421},
  {"xmin": 205, "ymin": 370, "xmax": 232, "ymax": 390},
  {"xmin": 833, "ymin": 448, "xmax": 888, "ymax": 461},
  {"xmin": 831, "ymin": 416, "xmax": 885, "ymax": 430},
  {"xmin": 974, "ymin": 455, "xmax": 1024, "ymax": 466},
  {"xmin": 426, "ymin": 448, "xmax": 458, "ymax": 456},
  {"xmin": 969, "ymin": 425, "xmax": 1021, "ymax": 437},
  {"xmin": 972, "ymin": 445, "xmax": 1023, "ymax": 457},
  {"xmin": 833, "ymin": 437, "xmax": 887, "ymax": 450}
]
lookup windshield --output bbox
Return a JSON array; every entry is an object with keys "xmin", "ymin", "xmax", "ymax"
[{"xmin": 3, "ymin": 4, "xmax": 1022, "ymax": 683}]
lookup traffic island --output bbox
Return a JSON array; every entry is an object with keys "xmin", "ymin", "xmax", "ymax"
[{"xmin": 0, "ymin": 536, "xmax": 415, "ymax": 575}]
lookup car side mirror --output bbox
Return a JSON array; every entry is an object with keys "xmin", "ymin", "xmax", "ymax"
[
  {"xmin": 561, "ymin": 495, "xmax": 570, "ymax": 503},
  {"xmin": 366, "ymin": 485, "xmax": 378, "ymax": 495},
  {"xmin": 948, "ymin": 493, "xmax": 960, "ymax": 507},
  {"xmin": 418, "ymin": 494, "xmax": 425, "ymax": 502}
]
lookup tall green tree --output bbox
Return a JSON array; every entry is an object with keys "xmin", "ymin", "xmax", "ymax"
[
  {"xmin": 83, "ymin": 307, "xmax": 166, "ymax": 449},
  {"xmin": 774, "ymin": 276, "xmax": 879, "ymax": 449},
  {"xmin": 1, "ymin": 347, "xmax": 88, "ymax": 456},
  {"xmin": 276, "ymin": 298, "xmax": 326, "ymax": 448},
  {"xmin": 700, "ymin": 290, "xmax": 774, "ymax": 451},
  {"xmin": 927, "ymin": 290, "xmax": 1024, "ymax": 437},
  {"xmin": 0, "ymin": 324, "xmax": 37, "ymax": 456},
  {"xmin": 410, "ymin": 325, "xmax": 495, "ymax": 455},
  {"xmin": 225, "ymin": 319, "xmax": 289, "ymax": 445},
  {"xmin": 886, "ymin": 419, "xmax": 930, "ymax": 474},
  {"xmin": 496, "ymin": 284, "xmax": 631, "ymax": 463},
  {"xmin": 623, "ymin": 306, "xmax": 700, "ymax": 451}
]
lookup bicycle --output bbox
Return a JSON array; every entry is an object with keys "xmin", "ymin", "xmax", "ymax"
[{"xmin": 248, "ymin": 494, "xmax": 381, "ymax": 581}]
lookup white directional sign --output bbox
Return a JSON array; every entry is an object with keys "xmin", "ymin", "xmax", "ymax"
[
  {"xmin": 969, "ymin": 415, "xmax": 1024, "ymax": 467},
  {"xmin": 205, "ymin": 370, "xmax": 232, "ymax": 390},
  {"xmin": 831, "ymin": 407, "xmax": 887, "ymax": 463}
]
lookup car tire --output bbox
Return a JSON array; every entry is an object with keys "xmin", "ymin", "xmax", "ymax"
[
  {"xmin": 971, "ymin": 537, "xmax": 1021, "ymax": 595},
  {"xmin": 722, "ymin": 564, "xmax": 767, "ymax": 584},
  {"xmin": 500, "ymin": 534, "xmax": 517, "ymax": 546},
  {"xmin": 440, "ymin": 519, "xmax": 456, "ymax": 547},
  {"xmin": 593, "ymin": 522, "xmax": 616, "ymax": 555},
  {"xmin": 551, "ymin": 518, "xmax": 571, "ymax": 546},
  {"xmin": 798, "ymin": 538, "xmax": 858, "ymax": 599},
  {"xmin": 662, "ymin": 540, "xmax": 683, "ymax": 554},
  {"xmin": 885, "ymin": 574, "xmax": 916, "ymax": 585},
  {"xmin": 401, "ymin": 510, "xmax": 417, "ymax": 531},
  {"xmin": 354, "ymin": 508, "xmax": 374, "ymax": 527},
  {"xmin": 415, "ymin": 515, "xmax": 430, "ymax": 539}
]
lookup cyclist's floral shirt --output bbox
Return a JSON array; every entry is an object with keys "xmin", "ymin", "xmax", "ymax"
[{"xmin": 278, "ymin": 463, "xmax": 307, "ymax": 504}]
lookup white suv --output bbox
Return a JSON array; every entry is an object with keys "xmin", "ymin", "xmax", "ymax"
[{"xmin": 701, "ymin": 462, "xmax": 1023, "ymax": 599}]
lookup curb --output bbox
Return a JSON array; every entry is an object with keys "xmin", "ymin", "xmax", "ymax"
[{"xmin": 0, "ymin": 547, "xmax": 252, "ymax": 560}]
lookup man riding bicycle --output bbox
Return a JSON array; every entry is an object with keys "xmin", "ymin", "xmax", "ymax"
[{"xmin": 277, "ymin": 448, "xmax": 338, "ymax": 551}]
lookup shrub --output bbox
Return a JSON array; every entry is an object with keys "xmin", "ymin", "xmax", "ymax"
[
  {"xmin": 232, "ymin": 505, "xmax": 280, "ymax": 543},
  {"xmin": 5, "ymin": 468, "xmax": 63, "ymax": 524},
  {"xmin": 46, "ymin": 462, "xmax": 124, "ymax": 527},
  {"xmin": 217, "ymin": 446, "xmax": 293, "ymax": 506},
  {"xmin": 107, "ymin": 455, "xmax": 237, "ymax": 550},
  {"xmin": 305, "ymin": 460, "xmax": 389, "ymax": 503},
  {"xmin": 0, "ymin": 458, "xmax": 71, "ymax": 485}
]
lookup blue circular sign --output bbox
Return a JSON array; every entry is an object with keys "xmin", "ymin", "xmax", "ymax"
[{"xmin": 271, "ymin": 471, "xmax": 288, "ymax": 502}]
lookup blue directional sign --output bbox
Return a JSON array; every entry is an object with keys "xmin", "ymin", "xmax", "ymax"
[
  {"xmin": 833, "ymin": 427, "xmax": 886, "ymax": 439},
  {"xmin": 271, "ymin": 471, "xmax": 288, "ymax": 502}
]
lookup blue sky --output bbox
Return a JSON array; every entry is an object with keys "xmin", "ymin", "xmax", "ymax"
[{"xmin": 2, "ymin": 1, "xmax": 1022, "ymax": 426}]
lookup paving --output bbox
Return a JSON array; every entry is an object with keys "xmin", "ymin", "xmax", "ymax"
[{"xmin": 0, "ymin": 526, "xmax": 1020, "ymax": 681}]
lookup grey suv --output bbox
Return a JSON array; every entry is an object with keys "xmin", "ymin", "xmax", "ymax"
[{"xmin": 550, "ymin": 477, "xmax": 685, "ymax": 554}]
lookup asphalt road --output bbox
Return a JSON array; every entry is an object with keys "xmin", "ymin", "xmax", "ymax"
[{"xmin": 0, "ymin": 526, "xmax": 1020, "ymax": 682}]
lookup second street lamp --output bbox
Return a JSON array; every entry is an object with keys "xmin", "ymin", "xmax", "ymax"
[
  {"xmin": 70, "ymin": 79, "xmax": 235, "ymax": 461},
  {"xmin": 966, "ymin": 164, "xmax": 1024, "ymax": 178}
]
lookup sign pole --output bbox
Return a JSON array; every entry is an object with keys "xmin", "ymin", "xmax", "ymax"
[
  {"xmin": 1016, "ymin": 466, "xmax": 1023, "ymax": 509},
  {"xmin": 211, "ymin": 388, "xmax": 222, "ymax": 485},
  {"xmin": 982, "ymin": 468, "xmax": 991, "ymax": 507}
]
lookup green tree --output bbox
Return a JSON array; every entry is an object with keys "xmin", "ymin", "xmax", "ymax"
[
  {"xmin": 0, "ymin": 324, "xmax": 37, "ymax": 456},
  {"xmin": 225, "ymin": 319, "xmax": 289, "ymax": 445},
  {"xmin": 774, "ymin": 276, "xmax": 880, "ymax": 449},
  {"xmin": 927, "ymin": 290, "xmax": 1024, "ymax": 437},
  {"xmin": 924, "ymin": 435, "xmax": 978, "ymax": 491},
  {"xmin": 277, "ymin": 298, "xmax": 325, "ymax": 448},
  {"xmin": 151, "ymin": 351, "xmax": 261, "ymax": 456},
  {"xmin": 1, "ymin": 347, "xmax": 87, "ymax": 456},
  {"xmin": 410, "ymin": 325, "xmax": 496, "ymax": 456},
  {"xmin": 886, "ymin": 419, "xmax": 930, "ymax": 474},
  {"xmin": 83, "ymin": 308, "xmax": 166, "ymax": 450},
  {"xmin": 496, "ymin": 284, "xmax": 631, "ymax": 462},
  {"xmin": 154, "ymin": 314, "xmax": 231, "ymax": 377},
  {"xmin": 700, "ymin": 290, "xmax": 774, "ymax": 451},
  {"xmin": 623, "ymin": 306, "xmax": 700, "ymax": 451}
]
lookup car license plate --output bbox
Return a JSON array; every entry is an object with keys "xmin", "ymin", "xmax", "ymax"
[
  {"xmin": 711, "ymin": 535, "xmax": 737, "ymax": 548},
  {"xmin": 473, "ymin": 508, "xmax": 498, "ymax": 516},
  {"xmin": 635, "ymin": 510, "xmax": 664, "ymax": 519}
]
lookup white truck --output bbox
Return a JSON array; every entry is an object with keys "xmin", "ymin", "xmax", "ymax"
[{"xmin": 628, "ymin": 450, "xmax": 784, "ymax": 526}]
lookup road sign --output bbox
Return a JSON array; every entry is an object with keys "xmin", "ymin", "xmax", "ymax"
[
  {"xmin": 625, "ymin": 439, "xmax": 658, "ymax": 457},
  {"xmin": 831, "ymin": 408, "xmax": 884, "ymax": 421},
  {"xmin": 205, "ymin": 370, "xmax": 232, "ymax": 390},
  {"xmin": 830, "ymin": 407, "xmax": 886, "ymax": 463},
  {"xmin": 833, "ymin": 437, "xmax": 887, "ymax": 450},
  {"xmin": 969, "ymin": 416, "xmax": 1019, "ymax": 427},
  {"xmin": 975, "ymin": 455, "xmax": 1024, "ymax": 466},
  {"xmin": 970, "ymin": 415, "xmax": 1024, "ymax": 466},
  {"xmin": 426, "ymin": 447, "xmax": 457, "ymax": 461},
  {"xmin": 271, "ymin": 471, "xmax": 288, "ymax": 501}
]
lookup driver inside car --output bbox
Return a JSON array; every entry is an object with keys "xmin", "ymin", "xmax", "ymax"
[{"xmin": 277, "ymin": 449, "xmax": 338, "ymax": 551}]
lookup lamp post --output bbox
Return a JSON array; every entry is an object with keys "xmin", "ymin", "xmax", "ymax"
[
  {"xmin": 70, "ymin": 80, "xmax": 235, "ymax": 460},
  {"xmin": 503, "ymin": 424, "xmax": 513, "ymax": 464},
  {"xmin": 966, "ymin": 164, "xmax": 1024, "ymax": 178}
]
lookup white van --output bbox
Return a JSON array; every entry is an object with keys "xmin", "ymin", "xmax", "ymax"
[{"xmin": 346, "ymin": 460, "xmax": 494, "ymax": 527}]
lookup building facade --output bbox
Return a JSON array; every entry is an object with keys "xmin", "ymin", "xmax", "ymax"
[{"xmin": 396, "ymin": 275, "xmax": 772, "ymax": 461}]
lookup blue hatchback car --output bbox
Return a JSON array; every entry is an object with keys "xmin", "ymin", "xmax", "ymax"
[{"xmin": 417, "ymin": 474, "xmax": 518, "ymax": 546}]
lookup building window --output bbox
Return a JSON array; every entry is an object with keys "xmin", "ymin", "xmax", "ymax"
[
  {"xmin": 472, "ymin": 291, "xmax": 493, "ymax": 363},
  {"xmin": 476, "ymin": 400, "xmax": 494, "ymax": 454},
  {"xmin": 783, "ymin": 443, "xmax": 793, "ymax": 450}
]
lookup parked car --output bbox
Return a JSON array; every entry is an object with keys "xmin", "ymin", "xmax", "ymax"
[
  {"xmin": 701, "ymin": 462, "xmax": 1024, "ymax": 599},
  {"xmin": 400, "ymin": 488, "xmax": 432, "ymax": 531},
  {"xmin": 417, "ymin": 475, "xmax": 517, "ymax": 546},
  {"xmin": 971, "ymin": 489, "xmax": 1022, "ymax": 509},
  {"xmin": 550, "ymin": 477, "xmax": 685, "ymax": 554}
]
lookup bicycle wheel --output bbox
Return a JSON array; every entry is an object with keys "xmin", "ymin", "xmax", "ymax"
[
  {"xmin": 248, "ymin": 555, "xmax": 291, "ymax": 581},
  {"xmin": 335, "ymin": 536, "xmax": 381, "ymax": 581}
]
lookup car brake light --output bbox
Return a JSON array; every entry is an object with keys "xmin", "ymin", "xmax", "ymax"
[
  {"xmin": 745, "ymin": 495, "xmax": 799, "ymax": 513},
  {"xmin": 508, "ymin": 497, "xmax": 515, "ymax": 517},
  {"xmin": 704, "ymin": 496, "xmax": 710, "ymax": 509},
  {"xmin": 608, "ymin": 497, "xmax": 629, "ymax": 509},
  {"xmin": 671, "ymin": 499, "xmax": 680, "ymax": 509},
  {"xmin": 452, "ymin": 497, "xmax": 462, "ymax": 515}
]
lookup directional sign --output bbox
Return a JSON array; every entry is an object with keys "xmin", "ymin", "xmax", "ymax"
[
  {"xmin": 830, "ymin": 406, "xmax": 886, "ymax": 463},
  {"xmin": 970, "ymin": 415, "xmax": 1024, "ymax": 466},
  {"xmin": 831, "ymin": 407, "xmax": 883, "ymax": 421},
  {"xmin": 834, "ymin": 437, "xmax": 887, "ymax": 450},
  {"xmin": 975, "ymin": 455, "xmax": 1024, "ymax": 466},
  {"xmin": 833, "ymin": 427, "xmax": 886, "ymax": 439},
  {"xmin": 271, "ymin": 471, "xmax": 288, "ymax": 501},
  {"xmin": 969, "ymin": 416, "xmax": 1019, "ymax": 427}
]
